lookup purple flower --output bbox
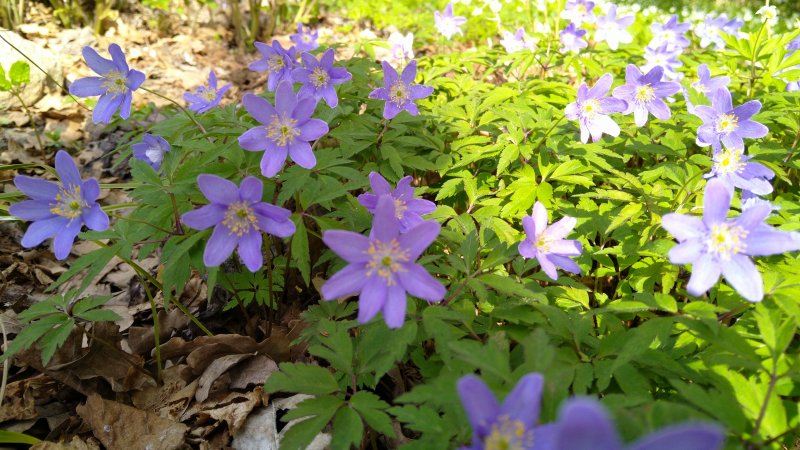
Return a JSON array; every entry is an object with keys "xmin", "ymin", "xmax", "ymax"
[
  {"xmin": 560, "ymin": 0, "xmax": 595, "ymax": 26},
  {"xmin": 559, "ymin": 23, "xmax": 588, "ymax": 53},
  {"xmin": 518, "ymin": 201, "xmax": 582, "ymax": 280},
  {"xmin": 499, "ymin": 27, "xmax": 536, "ymax": 53},
  {"xmin": 368, "ymin": 60, "xmax": 433, "ymax": 120},
  {"xmin": 705, "ymin": 148, "xmax": 774, "ymax": 196},
  {"xmin": 457, "ymin": 373, "xmax": 556, "ymax": 450},
  {"xmin": 68, "ymin": 44, "xmax": 145, "ymax": 124},
  {"xmin": 9, "ymin": 150, "xmax": 109, "ymax": 260},
  {"xmin": 181, "ymin": 174, "xmax": 295, "ymax": 272},
  {"xmin": 695, "ymin": 15, "xmax": 744, "ymax": 50},
  {"xmin": 132, "ymin": 133, "xmax": 171, "ymax": 171},
  {"xmin": 612, "ymin": 65, "xmax": 681, "ymax": 127},
  {"xmin": 553, "ymin": 397, "xmax": 725, "ymax": 450},
  {"xmin": 662, "ymin": 179, "xmax": 800, "ymax": 302},
  {"xmin": 642, "ymin": 43, "xmax": 683, "ymax": 80},
  {"xmin": 434, "ymin": 3, "xmax": 467, "ymax": 40},
  {"xmin": 320, "ymin": 196, "xmax": 446, "ymax": 328},
  {"xmin": 238, "ymin": 81, "xmax": 329, "ymax": 177},
  {"xmin": 565, "ymin": 73, "xmax": 627, "ymax": 143},
  {"xmin": 249, "ymin": 40, "xmax": 298, "ymax": 91},
  {"xmin": 594, "ymin": 5, "xmax": 634, "ymax": 50},
  {"xmin": 649, "ymin": 15, "xmax": 690, "ymax": 51},
  {"xmin": 291, "ymin": 49, "xmax": 352, "ymax": 108},
  {"xmin": 693, "ymin": 88, "xmax": 768, "ymax": 151},
  {"xmin": 357, "ymin": 172, "xmax": 436, "ymax": 233},
  {"xmin": 183, "ymin": 70, "xmax": 231, "ymax": 114},
  {"xmin": 691, "ymin": 64, "xmax": 730, "ymax": 95},
  {"xmin": 290, "ymin": 24, "xmax": 319, "ymax": 52}
]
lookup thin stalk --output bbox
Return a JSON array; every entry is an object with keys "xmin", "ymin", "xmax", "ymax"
[
  {"xmin": 0, "ymin": 318, "xmax": 8, "ymax": 408},
  {"xmin": 220, "ymin": 270, "xmax": 252, "ymax": 325},
  {"xmin": 751, "ymin": 357, "xmax": 779, "ymax": 442},
  {"xmin": 10, "ymin": 89, "xmax": 44, "ymax": 157},
  {"xmin": 169, "ymin": 192, "xmax": 184, "ymax": 235},
  {"xmin": 265, "ymin": 237, "xmax": 275, "ymax": 337},
  {"xmin": 139, "ymin": 86, "xmax": 207, "ymax": 134},
  {"xmin": 747, "ymin": 20, "xmax": 767, "ymax": 98},
  {"xmin": 109, "ymin": 213, "xmax": 175, "ymax": 235},
  {"xmin": 140, "ymin": 274, "xmax": 162, "ymax": 383}
]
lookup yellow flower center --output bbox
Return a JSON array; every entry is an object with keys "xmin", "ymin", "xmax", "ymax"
[
  {"xmin": 692, "ymin": 81, "xmax": 706, "ymax": 92},
  {"xmin": 483, "ymin": 415, "xmax": 533, "ymax": 450},
  {"xmin": 268, "ymin": 55, "xmax": 285, "ymax": 73},
  {"xmin": 365, "ymin": 239, "xmax": 409, "ymax": 285},
  {"xmin": 265, "ymin": 113, "xmax": 300, "ymax": 147},
  {"xmin": 309, "ymin": 66, "xmax": 330, "ymax": 88},
  {"xmin": 302, "ymin": 35, "xmax": 311, "ymax": 43},
  {"xmin": 50, "ymin": 184, "xmax": 86, "ymax": 220},
  {"xmin": 102, "ymin": 70, "xmax": 128, "ymax": 95},
  {"xmin": 580, "ymin": 99, "xmax": 600, "ymax": 119},
  {"xmin": 715, "ymin": 113, "xmax": 738, "ymax": 133},
  {"xmin": 222, "ymin": 201, "xmax": 257, "ymax": 237},
  {"xmin": 707, "ymin": 223, "xmax": 747, "ymax": 260},
  {"xmin": 576, "ymin": 4, "xmax": 586, "ymax": 14},
  {"xmin": 389, "ymin": 81, "xmax": 410, "ymax": 105},
  {"xmin": 203, "ymin": 88, "xmax": 217, "ymax": 102},
  {"xmin": 635, "ymin": 84, "xmax": 655, "ymax": 103},
  {"xmin": 394, "ymin": 198, "xmax": 408, "ymax": 220},
  {"xmin": 713, "ymin": 148, "xmax": 745, "ymax": 175},
  {"xmin": 536, "ymin": 233, "xmax": 552, "ymax": 253}
]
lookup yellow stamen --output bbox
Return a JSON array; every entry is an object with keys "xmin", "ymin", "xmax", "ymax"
[
  {"xmin": 49, "ymin": 184, "xmax": 85, "ymax": 220},
  {"xmin": 365, "ymin": 239, "xmax": 409, "ymax": 285},
  {"xmin": 265, "ymin": 113, "xmax": 300, "ymax": 147},
  {"xmin": 222, "ymin": 201, "xmax": 257, "ymax": 237}
]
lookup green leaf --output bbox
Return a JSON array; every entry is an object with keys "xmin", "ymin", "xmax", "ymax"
[
  {"xmin": 330, "ymin": 407, "xmax": 363, "ymax": 449},
  {"xmin": 351, "ymin": 391, "xmax": 395, "ymax": 438},
  {"xmin": 39, "ymin": 317, "xmax": 76, "ymax": 365},
  {"xmin": 0, "ymin": 315, "xmax": 68, "ymax": 363},
  {"xmin": 0, "ymin": 430, "xmax": 41, "ymax": 444},
  {"xmin": 477, "ymin": 274, "xmax": 543, "ymax": 299},
  {"xmin": 606, "ymin": 203, "xmax": 644, "ymax": 234},
  {"xmin": 264, "ymin": 363, "xmax": 340, "ymax": 395},
  {"xmin": 0, "ymin": 65, "xmax": 10, "ymax": 91},
  {"xmin": 9, "ymin": 61, "xmax": 30, "ymax": 86},
  {"xmin": 280, "ymin": 395, "xmax": 343, "ymax": 450},
  {"xmin": 291, "ymin": 217, "xmax": 310, "ymax": 286},
  {"xmin": 75, "ymin": 309, "xmax": 123, "ymax": 322},
  {"xmin": 72, "ymin": 295, "xmax": 112, "ymax": 315}
]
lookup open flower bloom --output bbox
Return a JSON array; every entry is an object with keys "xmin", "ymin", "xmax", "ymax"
[
  {"xmin": 693, "ymin": 88, "xmax": 768, "ymax": 151},
  {"xmin": 239, "ymin": 81, "xmax": 329, "ymax": 177},
  {"xmin": 560, "ymin": 23, "xmax": 588, "ymax": 53},
  {"xmin": 553, "ymin": 397, "xmax": 725, "ymax": 450},
  {"xmin": 387, "ymin": 31, "xmax": 415, "ymax": 65},
  {"xmin": 132, "ymin": 133, "xmax": 171, "ymax": 171},
  {"xmin": 457, "ymin": 373, "xmax": 556, "ymax": 450},
  {"xmin": 612, "ymin": 65, "xmax": 681, "ymax": 127},
  {"xmin": 642, "ymin": 43, "xmax": 683, "ymax": 81},
  {"xmin": 290, "ymin": 23, "xmax": 319, "ymax": 52},
  {"xmin": 9, "ymin": 150, "xmax": 109, "ymax": 260},
  {"xmin": 565, "ymin": 73, "xmax": 627, "ymax": 143},
  {"xmin": 594, "ymin": 4, "xmax": 633, "ymax": 50},
  {"xmin": 68, "ymin": 44, "xmax": 145, "ymax": 124},
  {"xmin": 292, "ymin": 49, "xmax": 352, "ymax": 108},
  {"xmin": 560, "ymin": 0, "xmax": 595, "ymax": 26},
  {"xmin": 183, "ymin": 70, "xmax": 231, "ymax": 114},
  {"xmin": 499, "ymin": 27, "xmax": 536, "ymax": 53},
  {"xmin": 519, "ymin": 202, "xmax": 583, "ymax": 280},
  {"xmin": 705, "ymin": 147, "xmax": 774, "ymax": 196},
  {"xmin": 691, "ymin": 64, "xmax": 730, "ymax": 95},
  {"xmin": 321, "ymin": 196, "xmax": 446, "ymax": 328},
  {"xmin": 649, "ymin": 14, "xmax": 690, "ymax": 51},
  {"xmin": 695, "ymin": 14, "xmax": 744, "ymax": 50},
  {"xmin": 181, "ymin": 175, "xmax": 295, "ymax": 272},
  {"xmin": 434, "ymin": 3, "xmax": 467, "ymax": 40},
  {"xmin": 249, "ymin": 40, "xmax": 298, "ymax": 91},
  {"xmin": 661, "ymin": 179, "xmax": 800, "ymax": 302},
  {"xmin": 368, "ymin": 60, "xmax": 434, "ymax": 120},
  {"xmin": 357, "ymin": 172, "xmax": 436, "ymax": 233}
]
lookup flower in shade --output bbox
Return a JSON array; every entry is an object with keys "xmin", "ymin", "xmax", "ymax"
[
  {"xmin": 594, "ymin": 5, "xmax": 634, "ymax": 50},
  {"xmin": 290, "ymin": 23, "xmax": 319, "ymax": 52},
  {"xmin": 565, "ymin": 73, "xmax": 627, "ymax": 143},
  {"xmin": 642, "ymin": 43, "xmax": 683, "ymax": 80},
  {"xmin": 183, "ymin": 70, "xmax": 231, "ymax": 114},
  {"xmin": 321, "ymin": 196, "xmax": 446, "ymax": 328},
  {"xmin": 519, "ymin": 202, "xmax": 582, "ymax": 280},
  {"xmin": 387, "ymin": 32, "xmax": 414, "ymax": 65},
  {"xmin": 560, "ymin": 0, "xmax": 595, "ymax": 26},
  {"xmin": 369, "ymin": 60, "xmax": 434, "ymax": 120},
  {"xmin": 249, "ymin": 40, "xmax": 298, "ymax": 91},
  {"xmin": 553, "ymin": 397, "xmax": 725, "ymax": 450},
  {"xmin": 357, "ymin": 172, "xmax": 436, "ymax": 233},
  {"xmin": 68, "ymin": 44, "xmax": 145, "ymax": 124},
  {"xmin": 239, "ymin": 81, "xmax": 329, "ymax": 177},
  {"xmin": 499, "ymin": 27, "xmax": 536, "ymax": 53},
  {"xmin": 559, "ymin": 23, "xmax": 588, "ymax": 53},
  {"xmin": 291, "ymin": 49, "xmax": 352, "ymax": 108},
  {"xmin": 132, "ymin": 133, "xmax": 171, "ymax": 171},
  {"xmin": 9, "ymin": 150, "xmax": 109, "ymax": 260},
  {"xmin": 434, "ymin": 3, "xmax": 467, "ymax": 40},
  {"xmin": 691, "ymin": 64, "xmax": 730, "ymax": 95},
  {"xmin": 693, "ymin": 88, "xmax": 768, "ymax": 151},
  {"xmin": 649, "ymin": 14, "xmax": 690, "ymax": 51},
  {"xmin": 661, "ymin": 179, "xmax": 800, "ymax": 302},
  {"xmin": 181, "ymin": 175, "xmax": 295, "ymax": 272},
  {"xmin": 612, "ymin": 65, "xmax": 681, "ymax": 127},
  {"xmin": 705, "ymin": 148, "xmax": 774, "ymax": 196},
  {"xmin": 457, "ymin": 373, "xmax": 556, "ymax": 450}
]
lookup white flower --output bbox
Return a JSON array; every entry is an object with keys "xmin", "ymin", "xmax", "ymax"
[{"xmin": 756, "ymin": 5, "xmax": 778, "ymax": 26}]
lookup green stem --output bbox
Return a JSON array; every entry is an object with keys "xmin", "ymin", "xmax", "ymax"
[
  {"xmin": 140, "ymin": 274, "xmax": 162, "ymax": 383},
  {"xmin": 139, "ymin": 86, "xmax": 208, "ymax": 135},
  {"xmin": 169, "ymin": 192, "xmax": 184, "ymax": 235},
  {"xmin": 265, "ymin": 236, "xmax": 275, "ymax": 337},
  {"xmin": 747, "ymin": 20, "xmax": 767, "ymax": 98},
  {"xmin": 10, "ymin": 89, "xmax": 44, "ymax": 156}
]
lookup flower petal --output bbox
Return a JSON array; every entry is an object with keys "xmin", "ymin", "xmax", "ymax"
[
  {"xmin": 358, "ymin": 277, "xmax": 387, "ymax": 324},
  {"xmin": 518, "ymin": 239, "xmax": 537, "ymax": 258},
  {"xmin": 538, "ymin": 253, "xmax": 558, "ymax": 280},
  {"xmin": 702, "ymin": 179, "xmax": 731, "ymax": 225},
  {"xmin": 532, "ymin": 202, "xmax": 548, "ymax": 236},
  {"xmin": 322, "ymin": 264, "xmax": 367, "ymax": 300},
  {"xmin": 69, "ymin": 77, "xmax": 106, "ymax": 97},
  {"xmin": 81, "ymin": 46, "xmax": 115, "ymax": 75},
  {"xmin": 745, "ymin": 229, "xmax": 800, "ymax": 256},
  {"xmin": 261, "ymin": 146, "xmax": 289, "ymax": 178},
  {"xmin": 668, "ymin": 239, "xmax": 704, "ymax": 264},
  {"xmin": 238, "ymin": 230, "xmax": 263, "ymax": 272},
  {"xmin": 544, "ymin": 216, "xmax": 577, "ymax": 240},
  {"xmin": 14, "ymin": 175, "xmax": 59, "ymax": 200},
  {"xmin": 203, "ymin": 225, "xmax": 238, "ymax": 267},
  {"xmin": 456, "ymin": 375, "xmax": 501, "ymax": 439},
  {"xmin": 298, "ymin": 118, "xmax": 328, "ymax": 141},
  {"xmin": 9, "ymin": 200, "xmax": 54, "ymax": 221},
  {"xmin": 549, "ymin": 254, "xmax": 582, "ymax": 274},
  {"xmin": 588, "ymin": 73, "xmax": 613, "ymax": 98},
  {"xmin": 83, "ymin": 204, "xmax": 109, "ymax": 231},
  {"xmin": 323, "ymin": 230, "xmax": 371, "ymax": 263},
  {"xmin": 197, "ymin": 174, "xmax": 239, "ymax": 205},
  {"xmin": 53, "ymin": 219, "xmax": 82, "ymax": 260},
  {"xmin": 274, "ymin": 81, "xmax": 297, "ymax": 114},
  {"xmin": 397, "ymin": 263, "xmax": 446, "ymax": 302},
  {"xmin": 720, "ymin": 254, "xmax": 763, "ymax": 302},
  {"xmin": 182, "ymin": 204, "xmax": 226, "ymax": 230},
  {"xmin": 288, "ymin": 140, "xmax": 316, "ymax": 169},
  {"xmin": 370, "ymin": 195, "xmax": 401, "ymax": 242},
  {"xmin": 502, "ymin": 373, "xmax": 544, "ymax": 429},
  {"xmin": 21, "ymin": 217, "xmax": 66, "ymax": 248},
  {"xmin": 627, "ymin": 423, "xmax": 725, "ymax": 450},
  {"xmin": 398, "ymin": 220, "xmax": 440, "ymax": 260},
  {"xmin": 242, "ymin": 93, "xmax": 276, "ymax": 125},
  {"xmin": 239, "ymin": 176, "xmax": 263, "ymax": 203},
  {"xmin": 686, "ymin": 253, "xmax": 721, "ymax": 297},
  {"xmin": 662, "ymin": 213, "xmax": 705, "ymax": 241},
  {"xmin": 381, "ymin": 284, "xmax": 408, "ymax": 328},
  {"xmin": 239, "ymin": 126, "xmax": 268, "ymax": 152},
  {"xmin": 555, "ymin": 398, "xmax": 622, "ymax": 450}
]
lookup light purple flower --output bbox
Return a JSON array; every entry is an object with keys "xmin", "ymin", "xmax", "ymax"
[
  {"xmin": 565, "ymin": 73, "xmax": 627, "ymax": 143},
  {"xmin": 560, "ymin": 0, "xmax": 595, "ymax": 26},
  {"xmin": 183, "ymin": 70, "xmax": 231, "ymax": 114},
  {"xmin": 357, "ymin": 172, "xmax": 436, "ymax": 233},
  {"xmin": 68, "ymin": 44, "xmax": 145, "ymax": 124},
  {"xmin": 499, "ymin": 27, "xmax": 536, "ymax": 53},
  {"xmin": 691, "ymin": 64, "xmax": 730, "ymax": 95},
  {"xmin": 662, "ymin": 179, "xmax": 800, "ymax": 302},
  {"xmin": 649, "ymin": 15, "xmax": 691, "ymax": 51},
  {"xmin": 705, "ymin": 148, "xmax": 774, "ymax": 196},
  {"xmin": 553, "ymin": 397, "xmax": 725, "ymax": 450},
  {"xmin": 560, "ymin": 23, "xmax": 588, "ymax": 53},
  {"xmin": 434, "ymin": 3, "xmax": 467, "ymax": 40},
  {"xmin": 290, "ymin": 23, "xmax": 319, "ymax": 52},
  {"xmin": 594, "ymin": 5, "xmax": 634, "ymax": 50},
  {"xmin": 239, "ymin": 81, "xmax": 329, "ymax": 177},
  {"xmin": 518, "ymin": 202, "xmax": 582, "ymax": 280},
  {"xmin": 249, "ymin": 40, "xmax": 298, "ymax": 91},
  {"xmin": 387, "ymin": 32, "xmax": 414, "ymax": 65},
  {"xmin": 132, "ymin": 133, "xmax": 171, "ymax": 171},
  {"xmin": 368, "ymin": 60, "xmax": 434, "ymax": 120},
  {"xmin": 457, "ymin": 373, "xmax": 556, "ymax": 450},
  {"xmin": 9, "ymin": 150, "xmax": 109, "ymax": 260},
  {"xmin": 612, "ymin": 65, "xmax": 681, "ymax": 127},
  {"xmin": 781, "ymin": 37, "xmax": 800, "ymax": 92},
  {"xmin": 642, "ymin": 43, "xmax": 683, "ymax": 80},
  {"xmin": 181, "ymin": 174, "xmax": 295, "ymax": 272},
  {"xmin": 321, "ymin": 196, "xmax": 446, "ymax": 328},
  {"xmin": 291, "ymin": 49, "xmax": 352, "ymax": 108},
  {"xmin": 695, "ymin": 15, "xmax": 744, "ymax": 50},
  {"xmin": 693, "ymin": 88, "xmax": 768, "ymax": 151}
]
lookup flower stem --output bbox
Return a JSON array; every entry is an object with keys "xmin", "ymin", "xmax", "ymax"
[
  {"xmin": 747, "ymin": 20, "xmax": 767, "ymax": 99},
  {"xmin": 139, "ymin": 86, "xmax": 208, "ymax": 135},
  {"xmin": 140, "ymin": 274, "xmax": 162, "ymax": 383}
]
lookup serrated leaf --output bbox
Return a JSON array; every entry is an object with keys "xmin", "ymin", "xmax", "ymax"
[
  {"xmin": 280, "ymin": 396, "xmax": 342, "ymax": 450},
  {"xmin": 75, "ymin": 309, "xmax": 122, "ymax": 322},
  {"xmin": 0, "ymin": 65, "xmax": 10, "ymax": 91},
  {"xmin": 9, "ymin": 60, "xmax": 30, "ymax": 86},
  {"xmin": 331, "ymin": 407, "xmax": 363, "ymax": 449},
  {"xmin": 291, "ymin": 217, "xmax": 310, "ymax": 286},
  {"xmin": 606, "ymin": 203, "xmax": 643, "ymax": 234},
  {"xmin": 39, "ymin": 317, "xmax": 75, "ymax": 365},
  {"xmin": 351, "ymin": 391, "xmax": 395, "ymax": 437},
  {"xmin": 264, "ymin": 363, "xmax": 340, "ymax": 395}
]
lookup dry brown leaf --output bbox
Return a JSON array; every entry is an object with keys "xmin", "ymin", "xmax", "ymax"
[
  {"xmin": 30, "ymin": 436, "xmax": 101, "ymax": 450},
  {"xmin": 128, "ymin": 308, "xmax": 190, "ymax": 356},
  {"xmin": 229, "ymin": 355, "xmax": 279, "ymax": 390},
  {"xmin": 0, "ymin": 379, "xmax": 37, "ymax": 422},
  {"xmin": 203, "ymin": 387, "xmax": 262, "ymax": 434},
  {"xmin": 195, "ymin": 353, "xmax": 253, "ymax": 402}
]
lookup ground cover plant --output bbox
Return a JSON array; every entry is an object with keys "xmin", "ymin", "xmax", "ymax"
[{"xmin": 1, "ymin": 0, "xmax": 800, "ymax": 448}]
